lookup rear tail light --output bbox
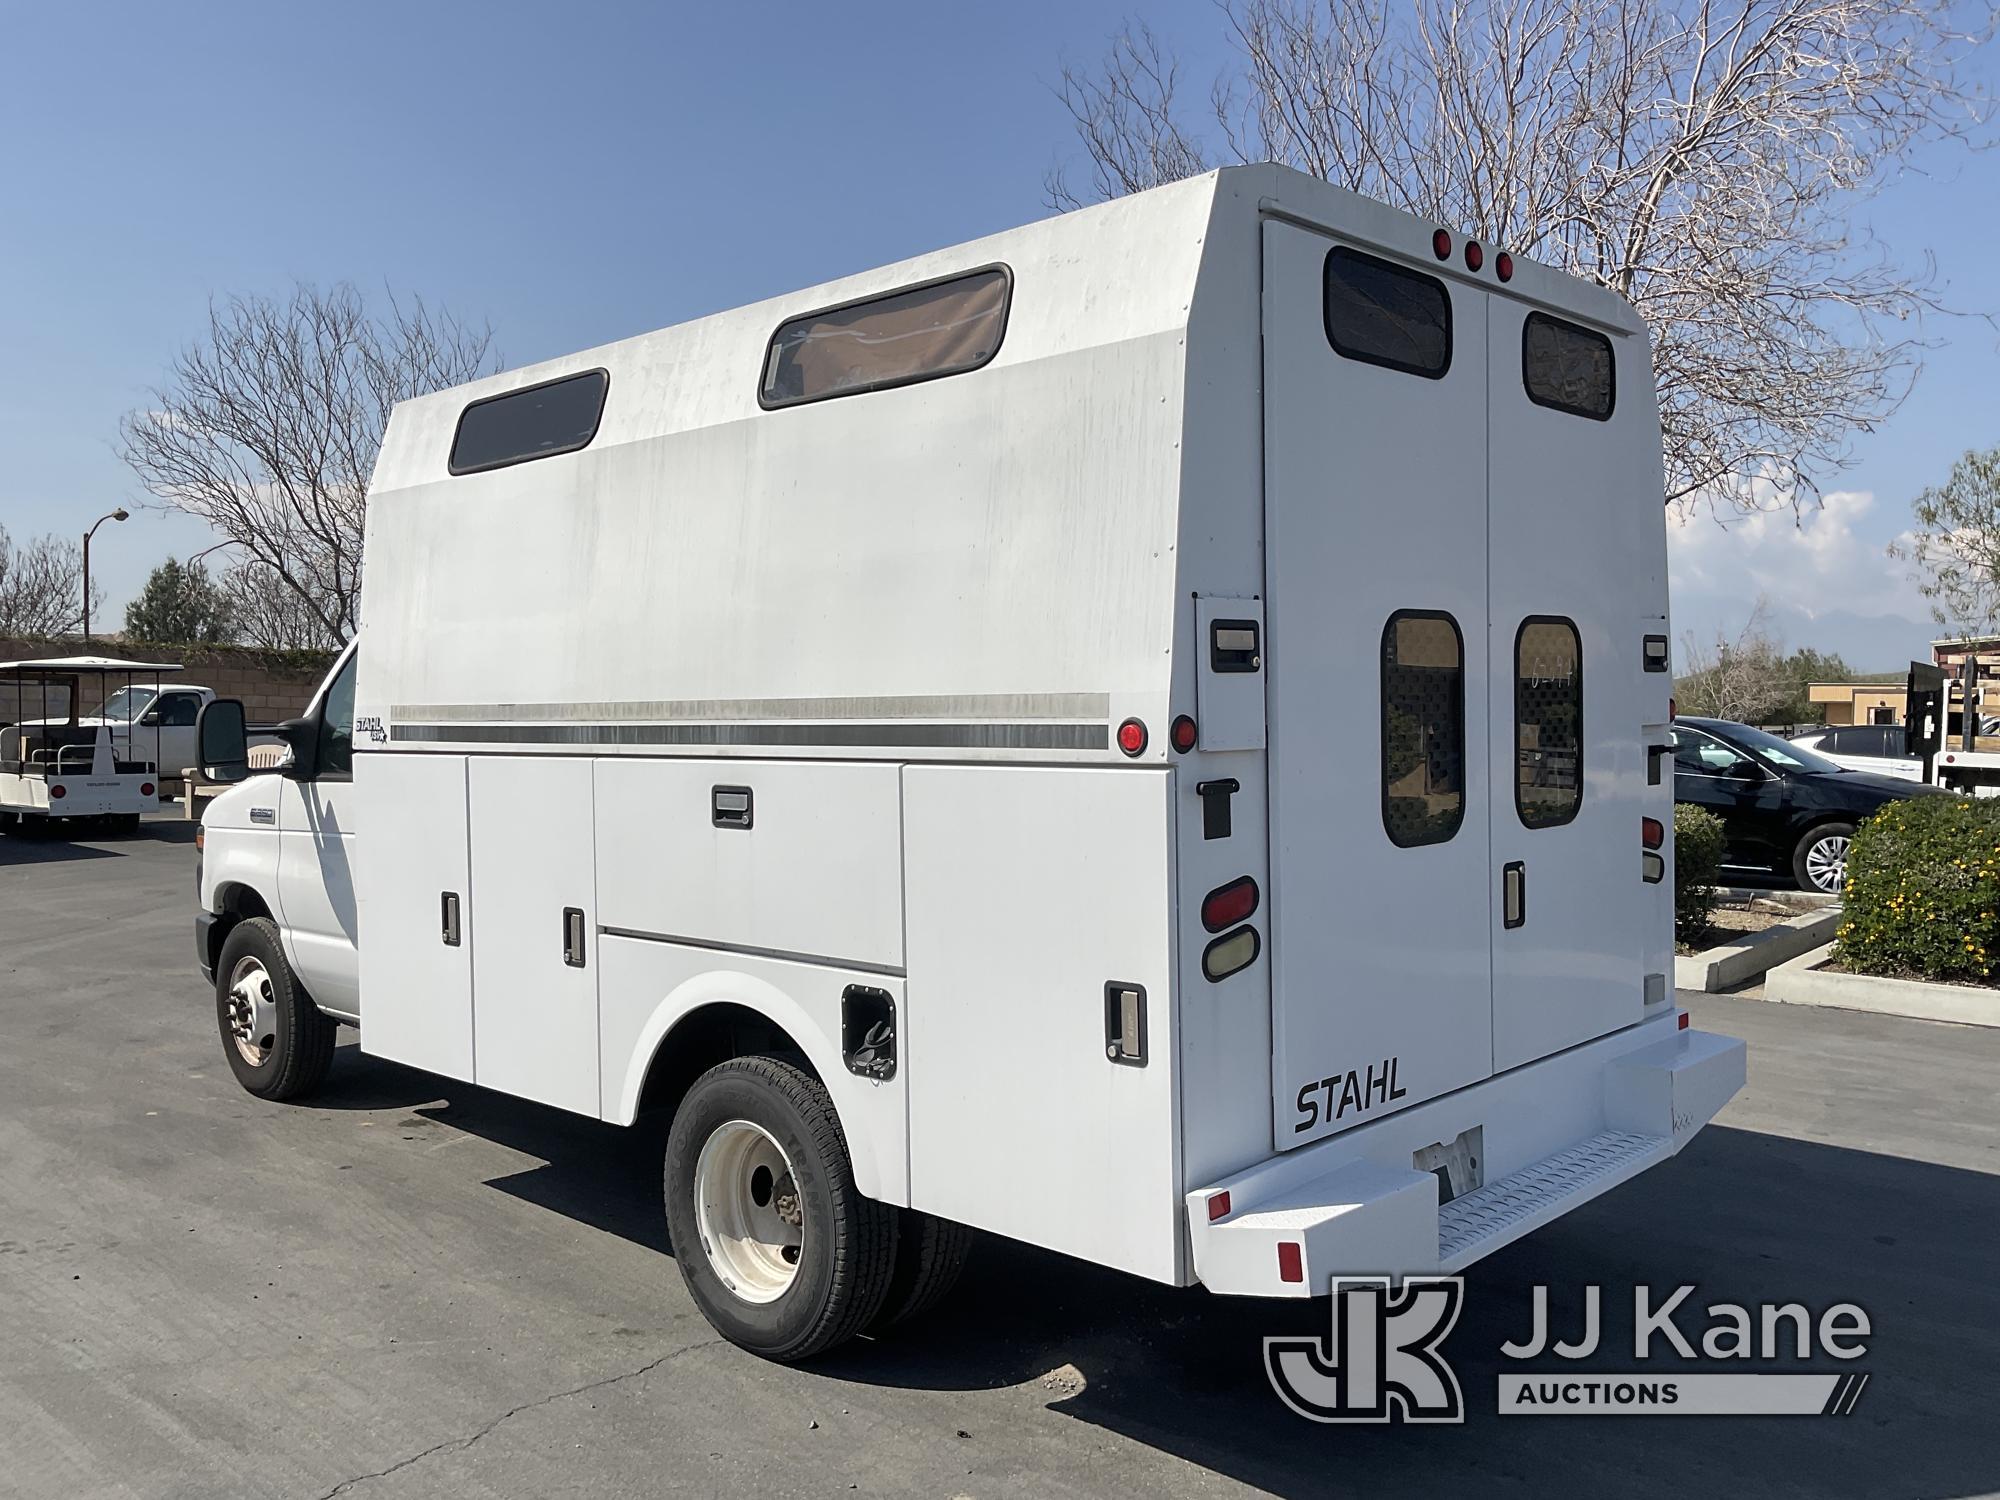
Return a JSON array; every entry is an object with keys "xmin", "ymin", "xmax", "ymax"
[
  {"xmin": 140, "ymin": 782, "xmax": 155, "ymax": 797},
  {"xmin": 1495, "ymin": 250, "xmax": 1514, "ymax": 282},
  {"xmin": 1432, "ymin": 227, "xmax": 1452, "ymax": 260},
  {"xmin": 49, "ymin": 784, "xmax": 65, "ymax": 800},
  {"xmin": 1202, "ymin": 925, "xmax": 1261, "ymax": 982},
  {"xmin": 1464, "ymin": 240, "xmax": 1483, "ymax": 272},
  {"xmin": 1207, "ymin": 1191, "xmax": 1232, "ymax": 1222},
  {"xmin": 1201, "ymin": 876, "xmax": 1260, "ymax": 932},
  {"xmin": 1277, "ymin": 1241, "xmax": 1304, "ymax": 1283},
  {"xmin": 1170, "ymin": 715, "xmax": 1198, "ymax": 754},
  {"xmin": 1678, "ymin": 1011, "xmax": 1691, "ymax": 1031},
  {"xmin": 1642, "ymin": 817, "xmax": 1664, "ymax": 849}
]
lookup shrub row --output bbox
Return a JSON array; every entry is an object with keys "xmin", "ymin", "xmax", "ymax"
[{"xmin": 1833, "ymin": 795, "xmax": 2000, "ymax": 984}]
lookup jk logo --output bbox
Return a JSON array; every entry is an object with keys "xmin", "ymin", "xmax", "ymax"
[{"xmin": 1264, "ymin": 1276, "xmax": 1465, "ymax": 1423}]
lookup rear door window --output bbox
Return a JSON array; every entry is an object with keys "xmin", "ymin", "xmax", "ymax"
[
  {"xmin": 1324, "ymin": 248, "xmax": 1451, "ymax": 379},
  {"xmin": 1522, "ymin": 312, "xmax": 1614, "ymax": 419},
  {"xmin": 1515, "ymin": 618, "xmax": 1582, "ymax": 827},
  {"xmin": 1382, "ymin": 611, "xmax": 1466, "ymax": 846}
]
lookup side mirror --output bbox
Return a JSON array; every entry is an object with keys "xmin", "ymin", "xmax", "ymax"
[
  {"xmin": 139, "ymin": 710, "xmax": 161, "ymax": 727},
  {"xmin": 196, "ymin": 699, "xmax": 249, "ymax": 781}
]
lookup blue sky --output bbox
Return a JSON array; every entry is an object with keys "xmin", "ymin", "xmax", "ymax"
[{"xmin": 1, "ymin": 2, "xmax": 1993, "ymax": 668}]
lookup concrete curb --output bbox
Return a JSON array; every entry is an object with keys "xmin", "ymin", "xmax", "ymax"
[
  {"xmin": 1762, "ymin": 943, "xmax": 2000, "ymax": 1028},
  {"xmin": 1674, "ymin": 907, "xmax": 1845, "ymax": 993}
]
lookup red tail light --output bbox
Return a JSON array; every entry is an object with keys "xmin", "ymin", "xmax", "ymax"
[
  {"xmin": 1678, "ymin": 1012, "xmax": 1691, "ymax": 1031},
  {"xmin": 1116, "ymin": 718, "xmax": 1148, "ymax": 757},
  {"xmin": 1201, "ymin": 876, "xmax": 1260, "ymax": 933},
  {"xmin": 1207, "ymin": 1191, "xmax": 1232, "ymax": 1222},
  {"xmin": 1642, "ymin": 817, "xmax": 1664, "ymax": 849},
  {"xmin": 1496, "ymin": 250, "xmax": 1514, "ymax": 282},
  {"xmin": 49, "ymin": 785, "xmax": 66, "ymax": 800},
  {"xmin": 1432, "ymin": 228, "xmax": 1452, "ymax": 260},
  {"xmin": 1170, "ymin": 715, "xmax": 1198, "ymax": 754},
  {"xmin": 1464, "ymin": 240, "xmax": 1484, "ymax": 272},
  {"xmin": 1277, "ymin": 1241, "xmax": 1304, "ymax": 1283},
  {"xmin": 140, "ymin": 782, "xmax": 155, "ymax": 797}
]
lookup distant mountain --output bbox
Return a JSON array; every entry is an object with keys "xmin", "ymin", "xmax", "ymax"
[{"xmin": 1670, "ymin": 594, "xmax": 1938, "ymax": 675}]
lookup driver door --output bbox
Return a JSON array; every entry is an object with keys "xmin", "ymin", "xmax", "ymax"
[
  {"xmin": 277, "ymin": 649, "xmax": 360, "ymax": 1014},
  {"xmin": 1671, "ymin": 726, "xmax": 1782, "ymax": 865}
]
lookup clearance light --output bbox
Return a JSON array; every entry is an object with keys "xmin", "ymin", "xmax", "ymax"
[
  {"xmin": 1432, "ymin": 228, "xmax": 1452, "ymax": 260},
  {"xmin": 1277, "ymin": 1242, "xmax": 1304, "ymax": 1283},
  {"xmin": 49, "ymin": 785, "xmax": 66, "ymax": 800},
  {"xmin": 1496, "ymin": 251, "xmax": 1514, "ymax": 282},
  {"xmin": 1117, "ymin": 718, "xmax": 1148, "ymax": 757},
  {"xmin": 1678, "ymin": 1012, "xmax": 1691, "ymax": 1031},
  {"xmin": 1170, "ymin": 715, "xmax": 1198, "ymax": 754},
  {"xmin": 1203, "ymin": 925, "xmax": 1260, "ymax": 982},
  {"xmin": 1642, "ymin": 817, "xmax": 1664, "ymax": 849},
  {"xmin": 1464, "ymin": 240, "xmax": 1484, "ymax": 272},
  {"xmin": 1207, "ymin": 1191, "xmax": 1232, "ymax": 1222},
  {"xmin": 1201, "ymin": 876, "xmax": 1260, "ymax": 932}
]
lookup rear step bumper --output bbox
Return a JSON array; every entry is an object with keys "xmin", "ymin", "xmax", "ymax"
[{"xmin": 1188, "ymin": 1012, "xmax": 1744, "ymax": 1297}]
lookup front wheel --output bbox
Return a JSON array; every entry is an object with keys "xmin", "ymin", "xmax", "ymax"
[
  {"xmin": 1792, "ymin": 821, "xmax": 1856, "ymax": 895},
  {"xmin": 214, "ymin": 917, "xmax": 338, "ymax": 1100},
  {"xmin": 663, "ymin": 1056, "xmax": 896, "ymax": 1361}
]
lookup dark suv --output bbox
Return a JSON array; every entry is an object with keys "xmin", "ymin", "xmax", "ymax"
[{"xmin": 1671, "ymin": 716, "xmax": 1946, "ymax": 893}]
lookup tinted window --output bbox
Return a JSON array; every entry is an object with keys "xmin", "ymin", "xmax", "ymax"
[
  {"xmin": 1523, "ymin": 312, "xmax": 1614, "ymax": 419},
  {"xmin": 1325, "ymin": 249, "xmax": 1451, "ymax": 378},
  {"xmin": 1516, "ymin": 618, "xmax": 1582, "ymax": 828},
  {"xmin": 1672, "ymin": 727, "xmax": 1755, "ymax": 777},
  {"xmin": 1382, "ymin": 611, "xmax": 1465, "ymax": 847},
  {"xmin": 449, "ymin": 369, "xmax": 609, "ymax": 475},
  {"xmin": 155, "ymin": 693, "xmax": 201, "ymax": 727},
  {"xmin": 761, "ymin": 268, "xmax": 1010, "ymax": 409},
  {"xmin": 316, "ymin": 653, "xmax": 357, "ymax": 780}
]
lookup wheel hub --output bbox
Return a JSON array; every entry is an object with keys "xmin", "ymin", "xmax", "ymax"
[
  {"xmin": 226, "ymin": 956, "xmax": 277, "ymax": 1066},
  {"xmin": 1806, "ymin": 835, "xmax": 1850, "ymax": 892},
  {"xmin": 694, "ymin": 1119, "xmax": 805, "ymax": 1303}
]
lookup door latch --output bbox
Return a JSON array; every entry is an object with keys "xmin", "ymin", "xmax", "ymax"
[
  {"xmin": 562, "ymin": 907, "xmax": 587, "ymax": 968},
  {"xmin": 1104, "ymin": 981, "xmax": 1147, "ymax": 1066},
  {"xmin": 440, "ymin": 891, "xmax": 461, "ymax": 947},
  {"xmin": 1502, "ymin": 862, "xmax": 1526, "ymax": 929}
]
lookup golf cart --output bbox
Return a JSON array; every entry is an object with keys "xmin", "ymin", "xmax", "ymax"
[{"xmin": 0, "ymin": 656, "xmax": 181, "ymax": 835}]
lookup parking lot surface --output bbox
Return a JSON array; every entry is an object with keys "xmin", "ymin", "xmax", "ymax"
[{"xmin": 3, "ymin": 816, "xmax": 1997, "ymax": 1499}]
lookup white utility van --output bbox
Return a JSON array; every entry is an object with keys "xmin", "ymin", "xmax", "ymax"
[{"xmin": 194, "ymin": 166, "xmax": 1745, "ymax": 1361}]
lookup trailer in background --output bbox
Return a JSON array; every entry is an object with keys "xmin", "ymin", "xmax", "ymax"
[{"xmin": 1, "ymin": 656, "xmax": 177, "ymax": 834}]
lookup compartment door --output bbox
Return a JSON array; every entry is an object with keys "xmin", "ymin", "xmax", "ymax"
[
  {"xmin": 355, "ymin": 752, "xmax": 473, "ymax": 1079},
  {"xmin": 1261, "ymin": 219, "xmax": 1494, "ymax": 1149},
  {"xmin": 469, "ymin": 756, "xmax": 600, "ymax": 1116},
  {"xmin": 1486, "ymin": 301, "xmax": 1647, "ymax": 1068}
]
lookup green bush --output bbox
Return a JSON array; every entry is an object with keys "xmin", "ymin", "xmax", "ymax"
[
  {"xmin": 1833, "ymin": 795, "xmax": 2000, "ymax": 984},
  {"xmin": 1674, "ymin": 804, "xmax": 1726, "ymax": 947}
]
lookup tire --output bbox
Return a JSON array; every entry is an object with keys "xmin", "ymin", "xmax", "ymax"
[
  {"xmin": 109, "ymin": 813, "xmax": 142, "ymax": 836},
  {"xmin": 664, "ymin": 1056, "xmax": 896, "ymax": 1362},
  {"xmin": 214, "ymin": 917, "xmax": 338, "ymax": 1101},
  {"xmin": 869, "ymin": 1208, "xmax": 974, "ymax": 1332},
  {"xmin": 1792, "ymin": 821, "xmax": 1856, "ymax": 895}
]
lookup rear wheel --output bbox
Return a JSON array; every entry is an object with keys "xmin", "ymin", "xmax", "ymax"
[
  {"xmin": 663, "ymin": 1056, "xmax": 895, "ymax": 1361},
  {"xmin": 214, "ymin": 917, "xmax": 338, "ymax": 1100},
  {"xmin": 1792, "ymin": 821, "xmax": 1856, "ymax": 895},
  {"xmin": 869, "ymin": 1208, "xmax": 974, "ymax": 1331}
]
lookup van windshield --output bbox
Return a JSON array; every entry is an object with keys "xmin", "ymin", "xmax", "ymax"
[
  {"xmin": 1723, "ymin": 722, "xmax": 1844, "ymax": 774},
  {"xmin": 95, "ymin": 687, "xmax": 152, "ymax": 721}
]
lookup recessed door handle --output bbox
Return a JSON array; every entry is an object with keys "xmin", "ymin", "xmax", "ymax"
[
  {"xmin": 562, "ymin": 907, "xmax": 587, "ymax": 968},
  {"xmin": 1502, "ymin": 862, "xmax": 1526, "ymax": 929},
  {"xmin": 441, "ymin": 891, "xmax": 461, "ymax": 947}
]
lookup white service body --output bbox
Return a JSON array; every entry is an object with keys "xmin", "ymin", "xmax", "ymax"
[{"xmin": 197, "ymin": 166, "xmax": 1743, "ymax": 1296}]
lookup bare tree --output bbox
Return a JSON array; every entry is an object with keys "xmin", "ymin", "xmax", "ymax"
[
  {"xmin": 1050, "ymin": 0, "xmax": 1990, "ymax": 510},
  {"xmin": 118, "ymin": 283, "xmax": 497, "ymax": 649},
  {"xmin": 1891, "ymin": 443, "xmax": 2000, "ymax": 631},
  {"xmin": 1675, "ymin": 597, "xmax": 1790, "ymax": 723},
  {"xmin": 0, "ymin": 525, "xmax": 98, "ymax": 637},
  {"xmin": 218, "ymin": 556, "xmax": 338, "ymax": 650}
]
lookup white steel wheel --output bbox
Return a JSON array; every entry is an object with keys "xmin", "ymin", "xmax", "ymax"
[
  {"xmin": 225, "ymin": 953, "xmax": 279, "ymax": 1066},
  {"xmin": 695, "ymin": 1119, "xmax": 805, "ymax": 1304}
]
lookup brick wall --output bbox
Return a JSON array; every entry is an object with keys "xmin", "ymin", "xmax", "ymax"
[{"xmin": 0, "ymin": 636, "xmax": 337, "ymax": 725}]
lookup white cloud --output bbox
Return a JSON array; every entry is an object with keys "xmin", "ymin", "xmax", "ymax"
[{"xmin": 1669, "ymin": 490, "xmax": 1926, "ymax": 625}]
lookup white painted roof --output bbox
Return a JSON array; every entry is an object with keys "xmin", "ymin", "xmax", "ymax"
[{"xmin": 0, "ymin": 655, "xmax": 184, "ymax": 674}]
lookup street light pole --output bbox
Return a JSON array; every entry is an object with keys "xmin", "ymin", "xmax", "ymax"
[{"xmin": 81, "ymin": 507, "xmax": 130, "ymax": 643}]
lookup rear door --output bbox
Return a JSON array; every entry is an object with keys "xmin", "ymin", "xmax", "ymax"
[
  {"xmin": 1486, "ymin": 303, "xmax": 1646, "ymax": 1069},
  {"xmin": 1262, "ymin": 220, "xmax": 1493, "ymax": 1148}
]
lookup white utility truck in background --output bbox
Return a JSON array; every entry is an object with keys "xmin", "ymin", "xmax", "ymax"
[{"xmin": 193, "ymin": 165, "xmax": 1745, "ymax": 1362}]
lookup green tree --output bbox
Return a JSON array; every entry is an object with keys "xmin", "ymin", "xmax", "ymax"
[
  {"xmin": 123, "ymin": 557, "xmax": 238, "ymax": 644},
  {"xmin": 1894, "ymin": 445, "xmax": 2000, "ymax": 631}
]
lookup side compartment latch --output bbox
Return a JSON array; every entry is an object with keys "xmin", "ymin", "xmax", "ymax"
[{"xmin": 1104, "ymin": 981, "xmax": 1147, "ymax": 1066}]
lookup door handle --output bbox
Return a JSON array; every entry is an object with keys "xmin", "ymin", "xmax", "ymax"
[
  {"xmin": 1502, "ymin": 862, "xmax": 1526, "ymax": 929},
  {"xmin": 441, "ymin": 891, "xmax": 461, "ymax": 947},
  {"xmin": 562, "ymin": 907, "xmax": 587, "ymax": 968}
]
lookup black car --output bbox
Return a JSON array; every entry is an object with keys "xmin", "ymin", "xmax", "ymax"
[{"xmin": 1671, "ymin": 716, "xmax": 1947, "ymax": 893}]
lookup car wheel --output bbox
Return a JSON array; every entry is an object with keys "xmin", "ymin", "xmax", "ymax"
[
  {"xmin": 664, "ymin": 1056, "xmax": 895, "ymax": 1362},
  {"xmin": 214, "ymin": 917, "xmax": 339, "ymax": 1100},
  {"xmin": 1792, "ymin": 821, "xmax": 1856, "ymax": 895}
]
